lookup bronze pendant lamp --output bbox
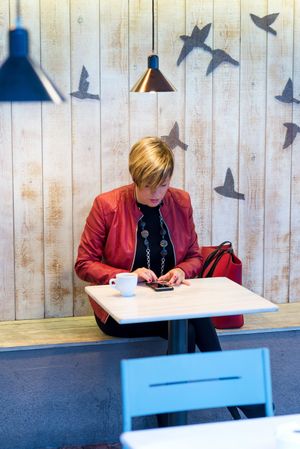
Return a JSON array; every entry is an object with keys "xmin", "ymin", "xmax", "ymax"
[
  {"xmin": 0, "ymin": 0, "xmax": 64, "ymax": 103},
  {"xmin": 131, "ymin": 0, "xmax": 176, "ymax": 93}
]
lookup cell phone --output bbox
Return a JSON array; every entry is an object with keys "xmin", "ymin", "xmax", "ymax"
[{"xmin": 147, "ymin": 281, "xmax": 174, "ymax": 292}]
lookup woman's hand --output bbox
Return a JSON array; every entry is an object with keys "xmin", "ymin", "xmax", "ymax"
[
  {"xmin": 132, "ymin": 267, "xmax": 157, "ymax": 283},
  {"xmin": 158, "ymin": 268, "xmax": 189, "ymax": 286}
]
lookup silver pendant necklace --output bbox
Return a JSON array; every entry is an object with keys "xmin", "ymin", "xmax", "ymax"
[{"xmin": 140, "ymin": 215, "xmax": 168, "ymax": 276}]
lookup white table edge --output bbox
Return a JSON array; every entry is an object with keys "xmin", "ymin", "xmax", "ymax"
[
  {"xmin": 120, "ymin": 414, "xmax": 300, "ymax": 449},
  {"xmin": 85, "ymin": 284, "xmax": 278, "ymax": 325}
]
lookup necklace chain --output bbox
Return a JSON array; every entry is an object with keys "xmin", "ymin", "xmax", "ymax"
[{"xmin": 140, "ymin": 215, "xmax": 168, "ymax": 276}]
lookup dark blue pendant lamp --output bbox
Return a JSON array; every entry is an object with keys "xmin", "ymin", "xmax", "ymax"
[
  {"xmin": 131, "ymin": 0, "xmax": 175, "ymax": 93},
  {"xmin": 0, "ymin": 0, "xmax": 64, "ymax": 103}
]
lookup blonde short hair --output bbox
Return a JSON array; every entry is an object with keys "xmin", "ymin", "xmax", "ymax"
[{"xmin": 129, "ymin": 137, "xmax": 174, "ymax": 188}]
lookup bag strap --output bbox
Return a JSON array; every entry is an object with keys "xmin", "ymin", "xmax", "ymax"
[
  {"xmin": 204, "ymin": 248, "xmax": 232, "ymax": 278},
  {"xmin": 200, "ymin": 241, "xmax": 233, "ymax": 278},
  {"xmin": 202, "ymin": 241, "xmax": 233, "ymax": 267}
]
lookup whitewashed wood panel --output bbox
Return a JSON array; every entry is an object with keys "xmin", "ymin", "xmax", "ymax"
[
  {"xmin": 71, "ymin": 0, "xmax": 100, "ymax": 316},
  {"xmin": 1, "ymin": 0, "xmax": 300, "ymax": 322},
  {"xmin": 238, "ymin": 0, "xmax": 267, "ymax": 296},
  {"xmin": 264, "ymin": 0, "xmax": 293, "ymax": 303},
  {"xmin": 211, "ymin": 0, "xmax": 240, "ymax": 248},
  {"xmin": 100, "ymin": 0, "xmax": 130, "ymax": 191},
  {"xmin": 11, "ymin": 0, "xmax": 44, "ymax": 319},
  {"xmin": 41, "ymin": 0, "xmax": 73, "ymax": 317},
  {"xmin": 129, "ymin": 0, "xmax": 157, "ymax": 147},
  {"xmin": 0, "ymin": 1, "xmax": 14, "ymax": 320},
  {"xmin": 289, "ymin": 0, "xmax": 300, "ymax": 302},
  {"xmin": 157, "ymin": 0, "xmax": 185, "ymax": 190},
  {"xmin": 185, "ymin": 0, "xmax": 213, "ymax": 245}
]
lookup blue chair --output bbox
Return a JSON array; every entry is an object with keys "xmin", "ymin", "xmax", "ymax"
[{"xmin": 121, "ymin": 348, "xmax": 273, "ymax": 431}]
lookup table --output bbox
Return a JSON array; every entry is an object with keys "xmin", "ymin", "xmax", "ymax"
[
  {"xmin": 86, "ymin": 277, "xmax": 278, "ymax": 426},
  {"xmin": 85, "ymin": 277, "xmax": 278, "ymax": 354},
  {"xmin": 120, "ymin": 414, "xmax": 300, "ymax": 449}
]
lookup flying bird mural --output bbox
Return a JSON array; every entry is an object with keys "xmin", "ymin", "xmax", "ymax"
[
  {"xmin": 176, "ymin": 24, "xmax": 212, "ymax": 66},
  {"xmin": 250, "ymin": 13, "xmax": 279, "ymax": 35},
  {"xmin": 70, "ymin": 65, "xmax": 100, "ymax": 100},
  {"xmin": 283, "ymin": 123, "xmax": 300, "ymax": 149},
  {"xmin": 177, "ymin": 23, "xmax": 239, "ymax": 75},
  {"xmin": 205, "ymin": 48, "xmax": 239, "ymax": 76},
  {"xmin": 214, "ymin": 168, "xmax": 245, "ymax": 200},
  {"xmin": 275, "ymin": 79, "xmax": 300, "ymax": 104},
  {"xmin": 161, "ymin": 122, "xmax": 188, "ymax": 151}
]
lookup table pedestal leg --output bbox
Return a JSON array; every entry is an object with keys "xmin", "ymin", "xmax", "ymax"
[
  {"xmin": 167, "ymin": 319, "xmax": 188, "ymax": 426},
  {"xmin": 168, "ymin": 319, "xmax": 188, "ymax": 354}
]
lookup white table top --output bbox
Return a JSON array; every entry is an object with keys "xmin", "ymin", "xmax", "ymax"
[
  {"xmin": 85, "ymin": 277, "xmax": 278, "ymax": 324},
  {"xmin": 120, "ymin": 414, "xmax": 300, "ymax": 449}
]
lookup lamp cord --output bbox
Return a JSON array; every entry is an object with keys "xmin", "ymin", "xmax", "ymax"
[
  {"xmin": 16, "ymin": 0, "xmax": 22, "ymax": 28},
  {"xmin": 152, "ymin": 0, "xmax": 155, "ymax": 53}
]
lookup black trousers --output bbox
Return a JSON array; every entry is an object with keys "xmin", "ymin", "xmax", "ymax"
[
  {"xmin": 95, "ymin": 314, "xmax": 266, "ymax": 423},
  {"xmin": 95, "ymin": 314, "xmax": 221, "ymax": 352}
]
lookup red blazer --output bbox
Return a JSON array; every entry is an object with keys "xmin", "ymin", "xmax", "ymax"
[{"xmin": 75, "ymin": 184, "xmax": 203, "ymax": 322}]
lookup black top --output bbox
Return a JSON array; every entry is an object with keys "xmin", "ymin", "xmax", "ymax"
[{"xmin": 132, "ymin": 203, "xmax": 175, "ymax": 277}]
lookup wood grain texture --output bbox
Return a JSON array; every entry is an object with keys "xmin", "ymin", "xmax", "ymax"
[
  {"xmin": 238, "ymin": 0, "xmax": 267, "ymax": 296},
  {"xmin": 221, "ymin": 302, "xmax": 300, "ymax": 334},
  {"xmin": 157, "ymin": 0, "xmax": 185, "ymax": 189},
  {"xmin": 185, "ymin": 0, "xmax": 213, "ymax": 245},
  {"xmin": 100, "ymin": 0, "xmax": 130, "ymax": 191},
  {"xmin": 41, "ymin": 0, "xmax": 73, "ymax": 317},
  {"xmin": 0, "ymin": 1, "xmax": 14, "ymax": 320},
  {"xmin": 264, "ymin": 0, "xmax": 293, "ymax": 303},
  {"xmin": 70, "ymin": 0, "xmax": 100, "ymax": 316},
  {"xmin": 1, "ymin": 0, "xmax": 300, "ymax": 322},
  {"xmin": 289, "ymin": 0, "xmax": 300, "ymax": 302},
  {"xmin": 12, "ymin": 1, "xmax": 44, "ymax": 319},
  {"xmin": 129, "ymin": 0, "xmax": 157, "ymax": 146},
  {"xmin": 211, "ymin": 0, "xmax": 240, "ymax": 247},
  {"xmin": 0, "ymin": 302, "xmax": 299, "ymax": 348},
  {"xmin": 0, "ymin": 316, "xmax": 109, "ymax": 347}
]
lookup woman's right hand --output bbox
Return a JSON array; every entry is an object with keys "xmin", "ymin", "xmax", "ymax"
[{"xmin": 132, "ymin": 267, "xmax": 157, "ymax": 283}]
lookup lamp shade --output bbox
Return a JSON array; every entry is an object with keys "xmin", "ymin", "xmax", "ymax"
[
  {"xmin": 131, "ymin": 55, "xmax": 175, "ymax": 93},
  {"xmin": 0, "ymin": 27, "xmax": 64, "ymax": 103}
]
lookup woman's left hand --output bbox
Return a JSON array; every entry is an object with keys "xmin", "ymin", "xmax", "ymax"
[{"xmin": 158, "ymin": 268, "xmax": 189, "ymax": 286}]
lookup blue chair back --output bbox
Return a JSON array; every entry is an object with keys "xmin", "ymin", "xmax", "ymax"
[{"xmin": 121, "ymin": 348, "xmax": 273, "ymax": 431}]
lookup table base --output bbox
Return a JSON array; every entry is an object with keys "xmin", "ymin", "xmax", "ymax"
[{"xmin": 167, "ymin": 319, "xmax": 188, "ymax": 426}]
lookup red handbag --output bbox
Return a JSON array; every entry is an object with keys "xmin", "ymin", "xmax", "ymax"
[{"xmin": 199, "ymin": 241, "xmax": 244, "ymax": 329}]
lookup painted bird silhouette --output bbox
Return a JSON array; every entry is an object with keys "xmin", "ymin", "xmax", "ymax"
[
  {"xmin": 250, "ymin": 13, "xmax": 279, "ymax": 35},
  {"xmin": 204, "ymin": 48, "xmax": 239, "ymax": 76},
  {"xmin": 70, "ymin": 65, "xmax": 100, "ymax": 100},
  {"xmin": 161, "ymin": 122, "xmax": 188, "ymax": 151},
  {"xmin": 283, "ymin": 123, "xmax": 300, "ymax": 149},
  {"xmin": 275, "ymin": 79, "xmax": 300, "ymax": 104},
  {"xmin": 176, "ymin": 23, "xmax": 212, "ymax": 66},
  {"xmin": 214, "ymin": 168, "xmax": 245, "ymax": 200}
]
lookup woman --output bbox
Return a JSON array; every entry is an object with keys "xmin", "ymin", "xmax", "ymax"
[
  {"xmin": 75, "ymin": 137, "xmax": 265, "ymax": 420},
  {"xmin": 75, "ymin": 136, "xmax": 220, "ymax": 351}
]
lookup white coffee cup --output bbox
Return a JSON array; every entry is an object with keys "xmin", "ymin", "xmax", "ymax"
[{"xmin": 109, "ymin": 273, "xmax": 138, "ymax": 297}]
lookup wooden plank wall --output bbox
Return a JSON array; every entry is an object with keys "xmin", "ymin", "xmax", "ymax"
[
  {"xmin": 0, "ymin": 0, "xmax": 299, "ymax": 320},
  {"xmin": 12, "ymin": 0, "xmax": 44, "ymax": 320}
]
